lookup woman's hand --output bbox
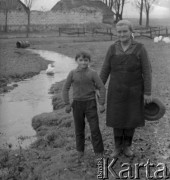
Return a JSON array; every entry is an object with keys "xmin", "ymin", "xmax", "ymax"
[
  {"xmin": 99, "ymin": 104, "xmax": 105, "ymax": 113},
  {"xmin": 144, "ymin": 94, "xmax": 152, "ymax": 104},
  {"xmin": 65, "ymin": 104, "xmax": 71, "ymax": 113}
]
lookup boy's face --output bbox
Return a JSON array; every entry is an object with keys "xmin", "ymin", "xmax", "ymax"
[{"xmin": 76, "ymin": 56, "xmax": 90, "ymax": 69}]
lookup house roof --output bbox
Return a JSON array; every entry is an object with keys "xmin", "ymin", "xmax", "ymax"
[
  {"xmin": 0, "ymin": 0, "xmax": 26, "ymax": 11},
  {"xmin": 51, "ymin": 0, "xmax": 114, "ymax": 16}
]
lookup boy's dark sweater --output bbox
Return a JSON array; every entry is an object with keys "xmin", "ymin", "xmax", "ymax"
[{"xmin": 62, "ymin": 67, "xmax": 106, "ymax": 105}]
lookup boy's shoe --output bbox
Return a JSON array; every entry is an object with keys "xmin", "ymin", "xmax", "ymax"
[
  {"xmin": 94, "ymin": 152, "xmax": 103, "ymax": 166},
  {"xmin": 95, "ymin": 152, "xmax": 103, "ymax": 160},
  {"xmin": 111, "ymin": 147, "xmax": 122, "ymax": 158},
  {"xmin": 76, "ymin": 151, "xmax": 84, "ymax": 163},
  {"xmin": 123, "ymin": 146, "xmax": 134, "ymax": 157}
]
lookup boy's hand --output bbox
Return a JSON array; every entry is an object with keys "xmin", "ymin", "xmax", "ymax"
[
  {"xmin": 65, "ymin": 104, "xmax": 71, "ymax": 113},
  {"xmin": 99, "ymin": 104, "xmax": 105, "ymax": 113},
  {"xmin": 96, "ymin": 90, "xmax": 100, "ymax": 99}
]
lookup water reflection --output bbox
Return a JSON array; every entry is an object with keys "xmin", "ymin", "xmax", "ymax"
[{"xmin": 0, "ymin": 50, "xmax": 76, "ymax": 149}]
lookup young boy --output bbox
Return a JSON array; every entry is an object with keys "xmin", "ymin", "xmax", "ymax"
[{"xmin": 62, "ymin": 51, "xmax": 106, "ymax": 162}]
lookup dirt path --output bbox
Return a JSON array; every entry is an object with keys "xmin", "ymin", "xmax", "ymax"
[{"xmin": 150, "ymin": 43, "xmax": 170, "ymax": 170}]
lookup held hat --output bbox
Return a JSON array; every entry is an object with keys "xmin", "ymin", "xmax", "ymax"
[{"xmin": 144, "ymin": 98, "xmax": 166, "ymax": 121}]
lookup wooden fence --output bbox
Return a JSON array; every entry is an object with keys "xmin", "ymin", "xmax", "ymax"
[
  {"xmin": 1, "ymin": 26, "xmax": 169, "ymax": 40},
  {"xmin": 133, "ymin": 26, "xmax": 169, "ymax": 39},
  {"xmin": 58, "ymin": 26, "xmax": 169, "ymax": 40},
  {"xmin": 58, "ymin": 28, "xmax": 86, "ymax": 36},
  {"xmin": 58, "ymin": 27, "xmax": 116, "ymax": 40}
]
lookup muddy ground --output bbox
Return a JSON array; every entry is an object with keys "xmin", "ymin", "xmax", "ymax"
[{"xmin": 0, "ymin": 35, "xmax": 170, "ymax": 180}]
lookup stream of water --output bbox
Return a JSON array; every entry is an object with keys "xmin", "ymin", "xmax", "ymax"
[{"xmin": 0, "ymin": 50, "xmax": 76, "ymax": 149}]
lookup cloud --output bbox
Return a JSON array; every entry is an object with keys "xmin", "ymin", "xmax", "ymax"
[
  {"xmin": 151, "ymin": 5, "xmax": 170, "ymax": 18},
  {"xmin": 158, "ymin": 0, "xmax": 170, "ymax": 8}
]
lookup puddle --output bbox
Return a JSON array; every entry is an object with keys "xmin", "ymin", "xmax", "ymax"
[{"xmin": 0, "ymin": 49, "xmax": 76, "ymax": 149}]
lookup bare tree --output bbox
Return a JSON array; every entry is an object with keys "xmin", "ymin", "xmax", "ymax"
[
  {"xmin": 100, "ymin": 0, "xmax": 127, "ymax": 23},
  {"xmin": 0, "ymin": 0, "xmax": 18, "ymax": 32},
  {"xmin": 144, "ymin": 0, "xmax": 157, "ymax": 27},
  {"xmin": 111, "ymin": 0, "xmax": 126, "ymax": 22},
  {"xmin": 19, "ymin": 0, "xmax": 33, "ymax": 37},
  {"xmin": 108, "ymin": 0, "xmax": 113, "ymax": 9},
  {"xmin": 139, "ymin": 0, "xmax": 144, "ymax": 25},
  {"xmin": 138, "ymin": 0, "xmax": 144, "ymax": 26},
  {"xmin": 102, "ymin": 0, "xmax": 111, "ymax": 9},
  {"xmin": 132, "ymin": 0, "xmax": 144, "ymax": 25}
]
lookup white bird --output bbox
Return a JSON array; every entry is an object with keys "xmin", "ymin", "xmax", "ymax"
[
  {"xmin": 162, "ymin": 37, "xmax": 170, "ymax": 43},
  {"xmin": 158, "ymin": 35, "xmax": 163, "ymax": 41},
  {"xmin": 131, "ymin": 33, "xmax": 135, "ymax": 40},
  {"xmin": 46, "ymin": 64, "xmax": 55, "ymax": 75},
  {"xmin": 154, "ymin": 36, "xmax": 159, "ymax": 43}
]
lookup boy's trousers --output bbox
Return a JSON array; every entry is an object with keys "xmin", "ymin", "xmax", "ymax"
[{"xmin": 72, "ymin": 99, "xmax": 104, "ymax": 153}]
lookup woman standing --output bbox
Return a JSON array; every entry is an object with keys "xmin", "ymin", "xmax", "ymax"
[{"xmin": 100, "ymin": 20, "xmax": 152, "ymax": 157}]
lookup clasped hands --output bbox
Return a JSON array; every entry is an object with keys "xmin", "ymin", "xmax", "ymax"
[
  {"xmin": 65, "ymin": 94, "xmax": 152, "ymax": 113},
  {"xmin": 65, "ymin": 103, "xmax": 105, "ymax": 113}
]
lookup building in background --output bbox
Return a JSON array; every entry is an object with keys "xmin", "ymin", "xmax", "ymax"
[{"xmin": 51, "ymin": 0, "xmax": 114, "ymax": 24}]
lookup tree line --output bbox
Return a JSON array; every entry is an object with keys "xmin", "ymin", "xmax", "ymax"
[
  {"xmin": 0, "ymin": 0, "xmax": 32, "ymax": 37},
  {"xmin": 1, "ymin": 0, "xmax": 159, "ymax": 37},
  {"xmin": 101, "ymin": 0, "xmax": 158, "ymax": 27}
]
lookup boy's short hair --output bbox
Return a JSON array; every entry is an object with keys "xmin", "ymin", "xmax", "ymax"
[
  {"xmin": 116, "ymin": 20, "xmax": 133, "ymax": 32},
  {"xmin": 75, "ymin": 51, "xmax": 91, "ymax": 61}
]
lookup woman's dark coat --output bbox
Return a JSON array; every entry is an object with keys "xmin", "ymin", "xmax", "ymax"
[{"xmin": 100, "ymin": 40, "xmax": 152, "ymax": 128}]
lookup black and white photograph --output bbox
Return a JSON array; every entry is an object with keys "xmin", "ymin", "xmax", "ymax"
[{"xmin": 0, "ymin": 0, "xmax": 170, "ymax": 179}]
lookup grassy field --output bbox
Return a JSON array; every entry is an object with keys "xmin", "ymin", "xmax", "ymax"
[
  {"xmin": 0, "ymin": 29, "xmax": 170, "ymax": 179},
  {"xmin": 128, "ymin": 18, "xmax": 170, "ymax": 28},
  {"xmin": 0, "ymin": 38, "xmax": 53, "ymax": 93}
]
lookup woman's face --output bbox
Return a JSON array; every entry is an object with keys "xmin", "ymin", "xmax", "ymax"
[{"xmin": 116, "ymin": 25, "xmax": 131, "ymax": 43}]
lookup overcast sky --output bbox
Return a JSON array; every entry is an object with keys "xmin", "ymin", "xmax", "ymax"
[
  {"xmin": 124, "ymin": 3, "xmax": 170, "ymax": 19},
  {"xmin": 21, "ymin": 0, "xmax": 59, "ymax": 11},
  {"xmin": 21, "ymin": 0, "xmax": 170, "ymax": 18}
]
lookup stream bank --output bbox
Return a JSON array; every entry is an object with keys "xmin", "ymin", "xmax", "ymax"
[{"xmin": 0, "ymin": 49, "xmax": 76, "ymax": 149}]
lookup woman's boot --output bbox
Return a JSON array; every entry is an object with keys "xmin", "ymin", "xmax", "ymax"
[
  {"xmin": 123, "ymin": 136, "xmax": 134, "ymax": 157},
  {"xmin": 112, "ymin": 136, "xmax": 123, "ymax": 157}
]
